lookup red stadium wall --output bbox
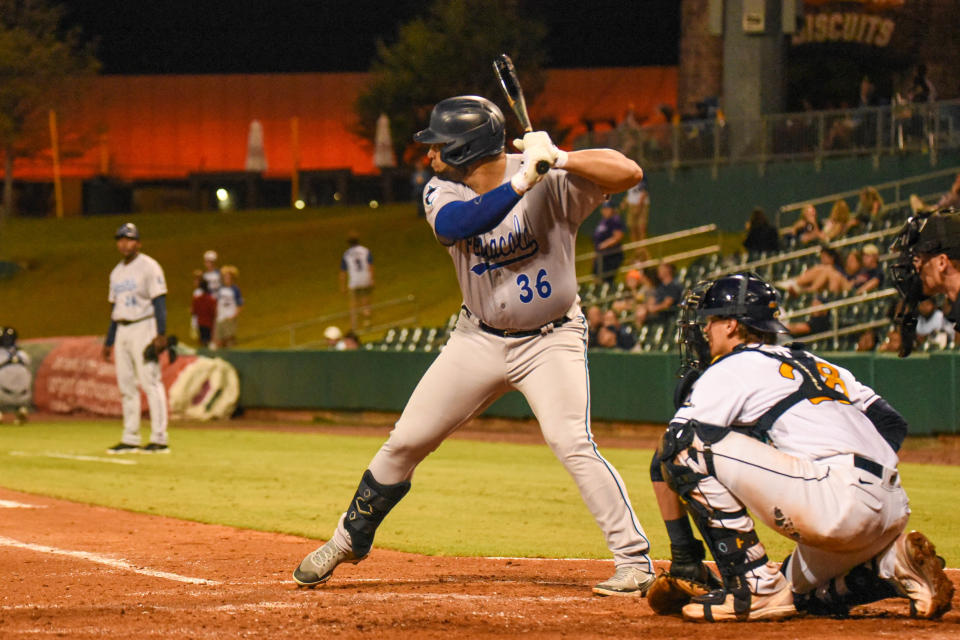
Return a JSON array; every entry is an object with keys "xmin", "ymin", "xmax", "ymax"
[{"xmin": 8, "ymin": 67, "xmax": 676, "ymax": 181}]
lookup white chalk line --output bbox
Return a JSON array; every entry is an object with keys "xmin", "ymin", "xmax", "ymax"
[
  {"xmin": 0, "ymin": 535, "xmax": 219, "ymax": 585},
  {"xmin": 0, "ymin": 499, "xmax": 46, "ymax": 509},
  {"xmin": 9, "ymin": 451, "xmax": 138, "ymax": 465}
]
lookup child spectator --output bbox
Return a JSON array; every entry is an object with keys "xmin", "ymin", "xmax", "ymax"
[
  {"xmin": 215, "ymin": 265, "xmax": 243, "ymax": 349},
  {"xmin": 202, "ymin": 249, "xmax": 222, "ymax": 293},
  {"xmin": 191, "ymin": 278, "xmax": 217, "ymax": 348}
]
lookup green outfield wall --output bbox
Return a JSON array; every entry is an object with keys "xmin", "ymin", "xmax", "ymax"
[{"xmin": 218, "ymin": 350, "xmax": 959, "ymax": 435}]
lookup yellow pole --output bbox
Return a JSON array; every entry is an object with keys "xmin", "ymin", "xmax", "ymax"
[
  {"xmin": 291, "ymin": 116, "xmax": 300, "ymax": 207},
  {"xmin": 48, "ymin": 109, "xmax": 64, "ymax": 218}
]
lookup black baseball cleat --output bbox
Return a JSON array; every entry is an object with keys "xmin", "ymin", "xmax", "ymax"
[
  {"xmin": 106, "ymin": 443, "xmax": 140, "ymax": 455},
  {"xmin": 141, "ymin": 443, "xmax": 170, "ymax": 454}
]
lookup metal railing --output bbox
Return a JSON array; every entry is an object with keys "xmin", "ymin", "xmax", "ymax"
[
  {"xmin": 576, "ymin": 99, "xmax": 960, "ymax": 176},
  {"xmin": 776, "ymin": 165, "xmax": 960, "ymax": 229},
  {"xmin": 240, "ymin": 294, "xmax": 418, "ymax": 348},
  {"xmin": 576, "ymin": 224, "xmax": 720, "ymax": 284}
]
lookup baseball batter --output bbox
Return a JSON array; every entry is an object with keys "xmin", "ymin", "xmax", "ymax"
[
  {"xmin": 103, "ymin": 223, "xmax": 170, "ymax": 454},
  {"xmin": 652, "ymin": 272, "xmax": 952, "ymax": 621},
  {"xmin": 294, "ymin": 95, "xmax": 655, "ymax": 595}
]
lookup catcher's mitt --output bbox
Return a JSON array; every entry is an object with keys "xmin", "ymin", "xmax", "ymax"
[{"xmin": 646, "ymin": 565, "xmax": 723, "ymax": 616}]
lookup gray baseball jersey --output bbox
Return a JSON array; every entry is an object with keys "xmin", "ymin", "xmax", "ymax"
[{"xmin": 424, "ymin": 154, "xmax": 602, "ymax": 330}]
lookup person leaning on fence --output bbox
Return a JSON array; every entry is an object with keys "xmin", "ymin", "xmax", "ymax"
[{"xmin": 592, "ymin": 199, "xmax": 625, "ymax": 285}]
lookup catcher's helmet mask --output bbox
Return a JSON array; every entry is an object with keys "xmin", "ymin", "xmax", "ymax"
[
  {"xmin": 677, "ymin": 272, "xmax": 788, "ymax": 374},
  {"xmin": 414, "ymin": 96, "xmax": 505, "ymax": 168}
]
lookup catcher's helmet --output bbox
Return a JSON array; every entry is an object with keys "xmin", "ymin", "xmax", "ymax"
[
  {"xmin": 0, "ymin": 327, "xmax": 16, "ymax": 348},
  {"xmin": 696, "ymin": 272, "xmax": 789, "ymax": 334},
  {"xmin": 114, "ymin": 222, "xmax": 140, "ymax": 240},
  {"xmin": 414, "ymin": 96, "xmax": 505, "ymax": 167}
]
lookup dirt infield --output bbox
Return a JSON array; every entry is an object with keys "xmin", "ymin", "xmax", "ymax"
[{"xmin": 1, "ymin": 484, "xmax": 958, "ymax": 639}]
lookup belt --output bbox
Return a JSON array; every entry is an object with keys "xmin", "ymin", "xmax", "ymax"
[
  {"xmin": 462, "ymin": 305, "xmax": 570, "ymax": 338},
  {"xmin": 853, "ymin": 454, "xmax": 885, "ymax": 480},
  {"xmin": 116, "ymin": 315, "xmax": 154, "ymax": 326}
]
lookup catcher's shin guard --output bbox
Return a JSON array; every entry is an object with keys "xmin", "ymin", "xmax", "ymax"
[{"xmin": 343, "ymin": 469, "xmax": 411, "ymax": 558}]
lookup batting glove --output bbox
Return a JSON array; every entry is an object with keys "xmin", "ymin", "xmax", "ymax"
[
  {"xmin": 512, "ymin": 131, "xmax": 568, "ymax": 168},
  {"xmin": 510, "ymin": 154, "xmax": 546, "ymax": 194}
]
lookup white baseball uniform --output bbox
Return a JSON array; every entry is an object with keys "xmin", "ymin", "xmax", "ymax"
[
  {"xmin": 670, "ymin": 343, "xmax": 908, "ymax": 595},
  {"xmin": 341, "ymin": 245, "xmax": 374, "ymax": 290},
  {"xmin": 329, "ymin": 155, "xmax": 653, "ymax": 570},
  {"xmin": 108, "ymin": 253, "xmax": 169, "ymax": 446}
]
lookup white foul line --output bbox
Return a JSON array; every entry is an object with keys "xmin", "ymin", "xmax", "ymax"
[
  {"xmin": 0, "ymin": 500, "xmax": 46, "ymax": 509},
  {"xmin": 9, "ymin": 451, "xmax": 137, "ymax": 466},
  {"xmin": 0, "ymin": 535, "xmax": 219, "ymax": 585}
]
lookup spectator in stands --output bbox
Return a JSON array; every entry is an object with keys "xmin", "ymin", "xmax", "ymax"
[
  {"xmin": 787, "ymin": 204, "xmax": 822, "ymax": 246},
  {"xmin": 592, "ymin": 199, "xmax": 625, "ymax": 284},
  {"xmin": 612, "ymin": 268, "xmax": 655, "ymax": 315},
  {"xmin": 819, "ymin": 199, "xmax": 856, "ymax": 242},
  {"xmin": 916, "ymin": 298, "xmax": 953, "ymax": 349},
  {"xmin": 936, "ymin": 172, "xmax": 960, "ymax": 210},
  {"xmin": 595, "ymin": 309, "xmax": 637, "ymax": 350},
  {"xmin": 877, "ymin": 327, "xmax": 903, "ymax": 353},
  {"xmin": 586, "ymin": 304, "xmax": 604, "ymax": 348},
  {"xmin": 341, "ymin": 331, "xmax": 361, "ymax": 351},
  {"xmin": 856, "ymin": 329, "xmax": 878, "ymax": 352},
  {"xmin": 842, "ymin": 248, "xmax": 862, "ymax": 283},
  {"xmin": 621, "ymin": 177, "xmax": 650, "ymax": 247},
  {"xmin": 742, "ymin": 206, "xmax": 780, "ymax": 255},
  {"xmin": 853, "ymin": 186, "xmax": 884, "ymax": 226},
  {"xmin": 851, "ymin": 243, "xmax": 885, "ymax": 294},
  {"xmin": 792, "ymin": 244, "xmax": 850, "ymax": 294},
  {"xmin": 907, "ymin": 63, "xmax": 936, "ymax": 104},
  {"xmin": 636, "ymin": 262, "xmax": 682, "ymax": 325},
  {"xmin": 787, "ymin": 297, "xmax": 832, "ymax": 337}
]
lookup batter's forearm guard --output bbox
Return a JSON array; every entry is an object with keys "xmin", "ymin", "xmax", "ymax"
[{"xmin": 343, "ymin": 469, "xmax": 411, "ymax": 558}]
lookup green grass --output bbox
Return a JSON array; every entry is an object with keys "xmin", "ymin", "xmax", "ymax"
[
  {"xmin": 0, "ymin": 421, "xmax": 956, "ymax": 562},
  {"xmin": 0, "ymin": 205, "xmax": 742, "ymax": 347}
]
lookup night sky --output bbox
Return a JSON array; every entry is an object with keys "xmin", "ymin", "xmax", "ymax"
[{"xmin": 59, "ymin": 0, "xmax": 681, "ymax": 74}]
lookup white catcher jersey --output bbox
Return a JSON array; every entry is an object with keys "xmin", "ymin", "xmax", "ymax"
[
  {"xmin": 341, "ymin": 245, "xmax": 373, "ymax": 289},
  {"xmin": 674, "ymin": 343, "xmax": 897, "ymax": 468},
  {"xmin": 108, "ymin": 253, "xmax": 167, "ymax": 322},
  {"xmin": 424, "ymin": 155, "xmax": 603, "ymax": 330}
]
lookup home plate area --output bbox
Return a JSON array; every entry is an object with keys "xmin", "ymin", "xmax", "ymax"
[{"xmin": 0, "ymin": 488, "xmax": 956, "ymax": 639}]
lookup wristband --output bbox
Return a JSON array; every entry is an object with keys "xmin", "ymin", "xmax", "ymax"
[{"xmin": 555, "ymin": 150, "xmax": 569, "ymax": 169}]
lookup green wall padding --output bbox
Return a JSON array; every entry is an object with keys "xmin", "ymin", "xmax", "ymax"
[{"xmin": 217, "ymin": 349, "xmax": 959, "ymax": 435}]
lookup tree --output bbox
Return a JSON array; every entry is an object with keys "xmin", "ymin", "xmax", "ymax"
[
  {"xmin": 0, "ymin": 0, "xmax": 99, "ymax": 225},
  {"xmin": 354, "ymin": 0, "xmax": 548, "ymax": 167}
]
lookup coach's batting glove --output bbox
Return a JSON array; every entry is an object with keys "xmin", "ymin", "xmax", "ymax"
[{"xmin": 512, "ymin": 131, "xmax": 568, "ymax": 169}]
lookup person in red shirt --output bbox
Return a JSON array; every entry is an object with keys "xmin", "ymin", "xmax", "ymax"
[{"xmin": 191, "ymin": 277, "xmax": 217, "ymax": 348}]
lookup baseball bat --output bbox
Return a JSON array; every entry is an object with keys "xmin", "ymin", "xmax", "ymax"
[{"xmin": 493, "ymin": 53, "xmax": 550, "ymax": 175}]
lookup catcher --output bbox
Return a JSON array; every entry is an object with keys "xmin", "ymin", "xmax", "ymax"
[{"xmin": 645, "ymin": 272, "xmax": 952, "ymax": 622}]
